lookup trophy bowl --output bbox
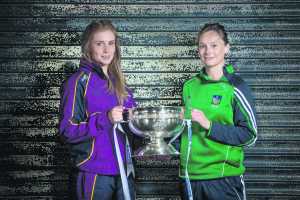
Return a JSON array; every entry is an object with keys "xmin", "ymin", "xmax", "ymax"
[{"xmin": 129, "ymin": 106, "xmax": 185, "ymax": 156}]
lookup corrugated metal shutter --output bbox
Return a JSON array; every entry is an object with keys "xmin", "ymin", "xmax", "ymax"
[{"xmin": 0, "ymin": 1, "xmax": 299, "ymax": 199}]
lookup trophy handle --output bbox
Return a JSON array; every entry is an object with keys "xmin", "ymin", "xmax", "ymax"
[
  {"xmin": 128, "ymin": 120, "xmax": 147, "ymax": 137},
  {"xmin": 168, "ymin": 143, "xmax": 180, "ymax": 155},
  {"xmin": 168, "ymin": 120, "xmax": 186, "ymax": 145}
]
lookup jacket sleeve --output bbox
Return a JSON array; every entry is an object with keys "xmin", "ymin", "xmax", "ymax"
[
  {"xmin": 207, "ymin": 81, "xmax": 258, "ymax": 146},
  {"xmin": 123, "ymin": 87, "xmax": 137, "ymax": 109},
  {"xmin": 59, "ymin": 72, "xmax": 111, "ymax": 144}
]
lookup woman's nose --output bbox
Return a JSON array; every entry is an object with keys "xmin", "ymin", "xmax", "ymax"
[
  {"xmin": 103, "ymin": 44, "xmax": 108, "ymax": 52},
  {"xmin": 205, "ymin": 47, "xmax": 212, "ymax": 54}
]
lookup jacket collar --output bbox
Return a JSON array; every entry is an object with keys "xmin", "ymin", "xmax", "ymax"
[
  {"xmin": 196, "ymin": 64, "xmax": 235, "ymax": 83},
  {"xmin": 79, "ymin": 58, "xmax": 107, "ymax": 80}
]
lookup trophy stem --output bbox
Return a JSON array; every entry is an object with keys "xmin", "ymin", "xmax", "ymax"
[{"xmin": 134, "ymin": 134, "xmax": 180, "ymax": 157}]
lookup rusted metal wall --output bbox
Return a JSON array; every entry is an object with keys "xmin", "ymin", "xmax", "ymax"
[{"xmin": 1, "ymin": 0, "xmax": 300, "ymax": 199}]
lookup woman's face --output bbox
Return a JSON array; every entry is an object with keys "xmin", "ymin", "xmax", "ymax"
[
  {"xmin": 198, "ymin": 30, "xmax": 229, "ymax": 69},
  {"xmin": 90, "ymin": 29, "xmax": 116, "ymax": 67}
]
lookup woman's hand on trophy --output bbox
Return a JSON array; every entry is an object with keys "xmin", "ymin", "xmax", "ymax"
[
  {"xmin": 191, "ymin": 109, "xmax": 211, "ymax": 130},
  {"xmin": 108, "ymin": 105, "xmax": 124, "ymax": 123},
  {"xmin": 127, "ymin": 108, "xmax": 134, "ymax": 121}
]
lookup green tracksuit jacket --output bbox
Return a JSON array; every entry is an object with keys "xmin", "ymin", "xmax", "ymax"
[{"xmin": 180, "ymin": 64, "xmax": 257, "ymax": 180}]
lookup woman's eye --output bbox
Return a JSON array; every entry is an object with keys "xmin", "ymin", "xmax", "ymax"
[
  {"xmin": 108, "ymin": 41, "xmax": 115, "ymax": 46},
  {"xmin": 96, "ymin": 42, "xmax": 103, "ymax": 46}
]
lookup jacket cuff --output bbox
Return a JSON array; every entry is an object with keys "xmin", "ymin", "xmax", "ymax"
[{"xmin": 206, "ymin": 122, "xmax": 221, "ymax": 137}]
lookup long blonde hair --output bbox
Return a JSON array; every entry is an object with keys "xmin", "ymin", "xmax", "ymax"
[{"xmin": 81, "ymin": 20, "xmax": 128, "ymax": 104}]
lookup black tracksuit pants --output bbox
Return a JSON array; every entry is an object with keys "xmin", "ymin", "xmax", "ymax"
[{"xmin": 181, "ymin": 176, "xmax": 246, "ymax": 200}]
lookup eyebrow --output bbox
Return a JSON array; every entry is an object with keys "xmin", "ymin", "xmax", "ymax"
[{"xmin": 94, "ymin": 40, "xmax": 115, "ymax": 42}]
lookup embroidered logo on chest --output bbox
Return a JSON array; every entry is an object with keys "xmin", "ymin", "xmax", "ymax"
[{"xmin": 212, "ymin": 95, "xmax": 222, "ymax": 105}]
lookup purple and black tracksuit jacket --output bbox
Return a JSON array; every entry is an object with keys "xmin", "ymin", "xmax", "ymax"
[{"xmin": 59, "ymin": 59, "xmax": 136, "ymax": 175}]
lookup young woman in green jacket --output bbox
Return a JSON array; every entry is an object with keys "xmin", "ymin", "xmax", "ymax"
[{"xmin": 180, "ymin": 23, "xmax": 257, "ymax": 200}]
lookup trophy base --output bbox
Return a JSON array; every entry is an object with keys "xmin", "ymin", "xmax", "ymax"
[{"xmin": 133, "ymin": 142, "xmax": 180, "ymax": 157}]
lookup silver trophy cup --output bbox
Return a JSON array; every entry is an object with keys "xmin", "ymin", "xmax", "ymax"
[{"xmin": 129, "ymin": 106, "xmax": 185, "ymax": 156}]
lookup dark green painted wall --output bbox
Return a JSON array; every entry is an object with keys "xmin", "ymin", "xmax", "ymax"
[{"xmin": 0, "ymin": 1, "xmax": 300, "ymax": 199}]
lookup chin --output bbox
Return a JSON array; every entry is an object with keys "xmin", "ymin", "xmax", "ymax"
[
  {"xmin": 102, "ymin": 61, "xmax": 112, "ymax": 65},
  {"xmin": 99, "ymin": 60, "xmax": 113, "ymax": 66},
  {"xmin": 204, "ymin": 60, "xmax": 224, "ymax": 68},
  {"xmin": 204, "ymin": 61, "xmax": 216, "ymax": 67}
]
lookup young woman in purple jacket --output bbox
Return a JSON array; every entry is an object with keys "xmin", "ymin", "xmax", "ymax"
[{"xmin": 59, "ymin": 20, "xmax": 137, "ymax": 200}]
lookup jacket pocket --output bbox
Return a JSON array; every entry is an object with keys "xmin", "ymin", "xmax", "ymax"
[
  {"xmin": 226, "ymin": 146, "xmax": 243, "ymax": 168},
  {"xmin": 70, "ymin": 138, "xmax": 94, "ymax": 166}
]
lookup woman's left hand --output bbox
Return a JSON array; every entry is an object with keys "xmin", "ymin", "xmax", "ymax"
[
  {"xmin": 191, "ymin": 109, "xmax": 211, "ymax": 130},
  {"xmin": 127, "ymin": 108, "xmax": 134, "ymax": 120},
  {"xmin": 108, "ymin": 105, "xmax": 124, "ymax": 123}
]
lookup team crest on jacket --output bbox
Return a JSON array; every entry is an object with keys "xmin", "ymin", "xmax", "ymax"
[{"xmin": 212, "ymin": 95, "xmax": 222, "ymax": 105}]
